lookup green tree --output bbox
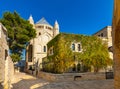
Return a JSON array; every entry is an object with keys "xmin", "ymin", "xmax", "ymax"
[
  {"xmin": 10, "ymin": 53, "xmax": 21, "ymax": 62},
  {"xmin": 79, "ymin": 36, "xmax": 113, "ymax": 72},
  {"xmin": 52, "ymin": 35, "xmax": 74, "ymax": 73},
  {"xmin": 0, "ymin": 11, "xmax": 36, "ymax": 62}
]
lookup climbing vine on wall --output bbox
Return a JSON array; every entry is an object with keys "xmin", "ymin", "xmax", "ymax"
[{"xmin": 43, "ymin": 33, "xmax": 112, "ymax": 73}]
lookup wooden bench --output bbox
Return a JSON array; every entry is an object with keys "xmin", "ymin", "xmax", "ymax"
[{"xmin": 74, "ymin": 75, "xmax": 82, "ymax": 81}]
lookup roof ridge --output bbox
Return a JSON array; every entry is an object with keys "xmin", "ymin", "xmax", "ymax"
[{"xmin": 36, "ymin": 17, "xmax": 50, "ymax": 25}]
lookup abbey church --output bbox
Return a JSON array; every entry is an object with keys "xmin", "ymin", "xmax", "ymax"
[
  {"xmin": 26, "ymin": 15, "xmax": 59, "ymax": 70},
  {"xmin": 26, "ymin": 15, "xmax": 113, "ymax": 73}
]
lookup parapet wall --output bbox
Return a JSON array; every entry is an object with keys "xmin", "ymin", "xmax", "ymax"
[{"xmin": 38, "ymin": 72, "xmax": 106, "ymax": 82}]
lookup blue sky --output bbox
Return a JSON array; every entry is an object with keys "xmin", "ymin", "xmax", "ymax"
[{"xmin": 0, "ymin": 0, "xmax": 114, "ymax": 35}]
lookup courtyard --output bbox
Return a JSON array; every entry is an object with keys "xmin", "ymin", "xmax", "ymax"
[{"xmin": 12, "ymin": 72, "xmax": 114, "ymax": 89}]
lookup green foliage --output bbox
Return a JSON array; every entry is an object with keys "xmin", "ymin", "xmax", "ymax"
[
  {"xmin": 10, "ymin": 53, "xmax": 21, "ymax": 62},
  {"xmin": 44, "ymin": 33, "xmax": 112, "ymax": 73},
  {"xmin": 44, "ymin": 34, "xmax": 74, "ymax": 73},
  {"xmin": 78, "ymin": 36, "xmax": 112, "ymax": 72},
  {"xmin": 0, "ymin": 11, "xmax": 36, "ymax": 62}
]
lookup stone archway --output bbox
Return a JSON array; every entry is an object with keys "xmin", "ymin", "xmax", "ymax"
[{"xmin": 112, "ymin": 0, "xmax": 120, "ymax": 89}]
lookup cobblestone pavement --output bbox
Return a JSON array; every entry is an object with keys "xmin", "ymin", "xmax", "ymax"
[{"xmin": 12, "ymin": 72, "xmax": 114, "ymax": 89}]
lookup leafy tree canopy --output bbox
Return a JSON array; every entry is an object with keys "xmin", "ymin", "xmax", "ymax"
[{"xmin": 0, "ymin": 11, "xmax": 36, "ymax": 62}]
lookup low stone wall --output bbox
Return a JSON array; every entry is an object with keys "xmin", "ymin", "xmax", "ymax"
[
  {"xmin": 8, "ymin": 56, "xmax": 14, "ymax": 82},
  {"xmin": 38, "ymin": 71, "xmax": 106, "ymax": 82}
]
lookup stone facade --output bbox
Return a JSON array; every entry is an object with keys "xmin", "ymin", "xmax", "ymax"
[
  {"xmin": 26, "ymin": 16, "xmax": 59, "ymax": 71},
  {"xmin": 0, "ymin": 23, "xmax": 14, "ymax": 89},
  {"xmin": 112, "ymin": 0, "xmax": 120, "ymax": 89},
  {"xmin": 93, "ymin": 26, "xmax": 112, "ymax": 46},
  {"xmin": 93, "ymin": 26, "xmax": 113, "ymax": 71},
  {"xmin": 0, "ymin": 23, "xmax": 8, "ymax": 83}
]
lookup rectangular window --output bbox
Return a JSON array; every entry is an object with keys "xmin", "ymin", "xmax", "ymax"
[
  {"xmin": 78, "ymin": 44, "xmax": 81, "ymax": 51},
  {"xmin": 44, "ymin": 46, "xmax": 46, "ymax": 52},
  {"xmin": 49, "ymin": 47, "xmax": 54, "ymax": 55},
  {"xmin": 50, "ymin": 49, "xmax": 53, "ymax": 54},
  {"xmin": 101, "ymin": 33, "xmax": 103, "ymax": 37},
  {"xmin": 5, "ymin": 49, "xmax": 8, "ymax": 60},
  {"xmin": 72, "ymin": 44, "xmax": 75, "ymax": 51}
]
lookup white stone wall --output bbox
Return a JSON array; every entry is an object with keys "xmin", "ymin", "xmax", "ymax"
[
  {"xmin": 0, "ymin": 23, "xmax": 14, "ymax": 88},
  {"xmin": 26, "ymin": 17, "xmax": 59, "ymax": 71},
  {"xmin": 0, "ymin": 23, "xmax": 8, "ymax": 82}
]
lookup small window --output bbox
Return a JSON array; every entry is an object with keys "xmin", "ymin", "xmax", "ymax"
[
  {"xmin": 101, "ymin": 33, "xmax": 103, "ymax": 37},
  {"xmin": 44, "ymin": 46, "xmax": 46, "ymax": 52},
  {"xmin": 98, "ymin": 35, "xmax": 100, "ymax": 37},
  {"xmin": 5, "ymin": 49, "xmax": 8, "ymax": 60},
  {"xmin": 48, "ymin": 27, "xmax": 52, "ymax": 30},
  {"xmin": 46, "ymin": 26, "xmax": 52, "ymax": 30},
  {"xmin": 78, "ymin": 44, "xmax": 81, "ymax": 51},
  {"xmin": 110, "ymin": 31, "xmax": 112, "ymax": 37},
  {"xmin": 50, "ymin": 49, "xmax": 53, "ymax": 54},
  {"xmin": 49, "ymin": 47, "xmax": 54, "ymax": 55},
  {"xmin": 38, "ymin": 26, "xmax": 44, "ymax": 28},
  {"xmin": 39, "ymin": 32, "xmax": 41, "ymax": 35},
  {"xmin": 72, "ymin": 44, "xmax": 75, "ymax": 51}
]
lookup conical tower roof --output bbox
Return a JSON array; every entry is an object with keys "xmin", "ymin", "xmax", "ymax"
[
  {"xmin": 36, "ymin": 17, "xmax": 50, "ymax": 25},
  {"xmin": 28, "ymin": 15, "xmax": 34, "ymax": 25}
]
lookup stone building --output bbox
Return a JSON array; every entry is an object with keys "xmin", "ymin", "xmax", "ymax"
[
  {"xmin": 0, "ymin": 23, "xmax": 8, "ymax": 85},
  {"xmin": 0, "ymin": 23, "xmax": 14, "ymax": 88},
  {"xmin": 26, "ymin": 15, "xmax": 59, "ymax": 71},
  {"xmin": 93, "ymin": 26, "xmax": 112, "ymax": 48},
  {"xmin": 44, "ymin": 33, "xmax": 83, "ymax": 73},
  {"xmin": 93, "ymin": 26, "xmax": 113, "ymax": 71},
  {"xmin": 42, "ymin": 33, "xmax": 111, "ymax": 73}
]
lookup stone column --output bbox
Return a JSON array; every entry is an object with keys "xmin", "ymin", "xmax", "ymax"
[{"xmin": 113, "ymin": 0, "xmax": 120, "ymax": 89}]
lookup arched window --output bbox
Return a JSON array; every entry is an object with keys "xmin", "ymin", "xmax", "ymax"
[
  {"xmin": 72, "ymin": 44, "xmax": 75, "ymax": 51},
  {"xmin": 43, "ymin": 46, "xmax": 46, "ymax": 52}
]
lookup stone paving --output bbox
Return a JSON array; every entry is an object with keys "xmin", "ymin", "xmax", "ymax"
[{"xmin": 12, "ymin": 72, "xmax": 114, "ymax": 89}]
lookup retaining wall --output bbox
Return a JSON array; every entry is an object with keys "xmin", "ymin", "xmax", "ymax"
[{"xmin": 38, "ymin": 71, "xmax": 106, "ymax": 82}]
